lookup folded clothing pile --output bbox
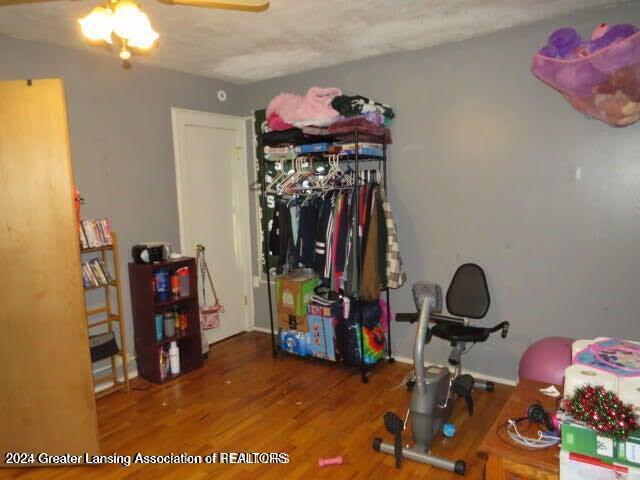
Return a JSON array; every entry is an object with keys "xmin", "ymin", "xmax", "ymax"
[
  {"xmin": 262, "ymin": 128, "xmax": 330, "ymax": 147},
  {"xmin": 264, "ymin": 87, "xmax": 395, "ymax": 146},
  {"xmin": 331, "ymin": 95, "xmax": 394, "ymax": 126}
]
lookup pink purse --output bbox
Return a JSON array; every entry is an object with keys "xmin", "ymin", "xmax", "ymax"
[{"xmin": 196, "ymin": 245, "xmax": 224, "ymax": 330}]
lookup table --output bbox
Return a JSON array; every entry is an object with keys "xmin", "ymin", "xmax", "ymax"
[{"xmin": 478, "ymin": 379, "xmax": 561, "ymax": 480}]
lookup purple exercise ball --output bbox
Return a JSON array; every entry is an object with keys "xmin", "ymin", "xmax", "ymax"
[{"xmin": 518, "ymin": 337, "xmax": 575, "ymax": 385}]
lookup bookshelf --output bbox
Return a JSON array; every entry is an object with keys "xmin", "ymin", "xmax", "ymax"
[
  {"xmin": 128, "ymin": 257, "xmax": 203, "ymax": 384},
  {"xmin": 81, "ymin": 232, "xmax": 130, "ymax": 398}
]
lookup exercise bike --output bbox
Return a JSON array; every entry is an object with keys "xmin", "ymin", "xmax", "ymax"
[{"xmin": 373, "ymin": 264, "xmax": 509, "ymax": 475}]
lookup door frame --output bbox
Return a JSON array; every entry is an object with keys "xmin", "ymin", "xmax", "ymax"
[{"xmin": 171, "ymin": 107, "xmax": 255, "ymax": 335}]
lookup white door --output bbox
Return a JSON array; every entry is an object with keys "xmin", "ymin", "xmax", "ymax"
[{"xmin": 172, "ymin": 108, "xmax": 253, "ymax": 345}]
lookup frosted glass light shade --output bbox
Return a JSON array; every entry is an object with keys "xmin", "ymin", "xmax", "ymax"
[{"xmin": 78, "ymin": 6, "xmax": 113, "ymax": 44}]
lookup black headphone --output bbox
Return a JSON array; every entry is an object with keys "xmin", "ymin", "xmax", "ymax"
[{"xmin": 512, "ymin": 402, "xmax": 555, "ymax": 432}]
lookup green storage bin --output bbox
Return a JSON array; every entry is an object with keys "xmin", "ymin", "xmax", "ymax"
[{"xmin": 562, "ymin": 420, "xmax": 640, "ymax": 468}]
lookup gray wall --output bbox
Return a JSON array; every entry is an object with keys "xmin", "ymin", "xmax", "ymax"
[
  {"xmin": 0, "ymin": 34, "xmax": 244, "ymax": 371},
  {"xmin": 241, "ymin": 3, "xmax": 640, "ymax": 381},
  {"xmin": 2, "ymin": 1, "xmax": 639, "ymax": 383}
]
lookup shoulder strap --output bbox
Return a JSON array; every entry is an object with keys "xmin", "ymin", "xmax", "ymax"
[{"xmin": 196, "ymin": 245, "xmax": 220, "ymax": 306}]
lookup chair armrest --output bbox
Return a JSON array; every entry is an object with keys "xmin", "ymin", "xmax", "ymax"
[{"xmin": 488, "ymin": 321, "xmax": 510, "ymax": 338}]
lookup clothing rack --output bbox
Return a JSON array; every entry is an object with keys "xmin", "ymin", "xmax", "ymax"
[{"xmin": 259, "ymin": 128, "xmax": 395, "ymax": 383}]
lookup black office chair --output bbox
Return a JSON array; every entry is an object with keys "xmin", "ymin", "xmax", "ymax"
[{"xmin": 430, "ymin": 264, "xmax": 510, "ymax": 408}]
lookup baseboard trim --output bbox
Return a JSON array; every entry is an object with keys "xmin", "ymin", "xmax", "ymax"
[
  {"xmin": 393, "ymin": 354, "xmax": 516, "ymax": 386},
  {"xmin": 252, "ymin": 326, "xmax": 274, "ymax": 334},
  {"xmin": 93, "ymin": 355, "xmax": 138, "ymax": 393},
  {"xmin": 251, "ymin": 326, "xmax": 516, "ymax": 386}
]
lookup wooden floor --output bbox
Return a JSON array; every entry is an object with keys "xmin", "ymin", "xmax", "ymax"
[{"xmin": 2, "ymin": 332, "xmax": 512, "ymax": 479}]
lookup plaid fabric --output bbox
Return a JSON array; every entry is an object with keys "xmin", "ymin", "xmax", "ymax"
[{"xmin": 381, "ymin": 189, "xmax": 406, "ymax": 289}]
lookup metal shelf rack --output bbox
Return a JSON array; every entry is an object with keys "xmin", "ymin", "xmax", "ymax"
[{"xmin": 259, "ymin": 128, "xmax": 395, "ymax": 383}]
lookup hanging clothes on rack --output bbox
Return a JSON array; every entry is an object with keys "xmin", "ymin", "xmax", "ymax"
[
  {"xmin": 296, "ymin": 200, "xmax": 319, "ymax": 268},
  {"xmin": 360, "ymin": 185, "xmax": 390, "ymax": 301},
  {"xmin": 266, "ymin": 159, "xmax": 405, "ymax": 292},
  {"xmin": 322, "ymin": 193, "xmax": 336, "ymax": 283},
  {"xmin": 290, "ymin": 204, "xmax": 300, "ymax": 248},
  {"xmin": 377, "ymin": 189, "xmax": 389, "ymax": 290},
  {"xmin": 360, "ymin": 192, "xmax": 380, "ymax": 300},
  {"xmin": 314, "ymin": 193, "xmax": 333, "ymax": 275},
  {"xmin": 268, "ymin": 201, "xmax": 282, "ymax": 257},
  {"xmin": 331, "ymin": 190, "xmax": 350, "ymax": 291},
  {"xmin": 269, "ymin": 199, "xmax": 296, "ymax": 274},
  {"xmin": 380, "ymin": 188, "xmax": 406, "ymax": 289},
  {"xmin": 344, "ymin": 186, "xmax": 359, "ymax": 297}
]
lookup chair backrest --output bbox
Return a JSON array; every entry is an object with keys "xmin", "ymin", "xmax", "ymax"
[{"xmin": 446, "ymin": 263, "xmax": 490, "ymax": 319}]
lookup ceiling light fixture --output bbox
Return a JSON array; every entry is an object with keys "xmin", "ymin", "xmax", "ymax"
[
  {"xmin": 4, "ymin": 0, "xmax": 268, "ymax": 69},
  {"xmin": 78, "ymin": 0, "xmax": 159, "ymax": 67}
]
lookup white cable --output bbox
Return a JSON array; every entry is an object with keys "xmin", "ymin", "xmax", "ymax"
[
  {"xmin": 391, "ymin": 370, "xmax": 415, "ymax": 390},
  {"xmin": 507, "ymin": 421, "xmax": 560, "ymax": 448},
  {"xmin": 506, "ymin": 420, "xmax": 560, "ymax": 449}
]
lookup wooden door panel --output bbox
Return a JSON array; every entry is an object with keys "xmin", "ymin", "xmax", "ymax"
[{"xmin": 0, "ymin": 79, "xmax": 100, "ymax": 463}]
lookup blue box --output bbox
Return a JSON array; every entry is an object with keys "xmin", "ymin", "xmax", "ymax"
[
  {"xmin": 307, "ymin": 314, "xmax": 337, "ymax": 362},
  {"xmin": 293, "ymin": 142, "xmax": 331, "ymax": 154}
]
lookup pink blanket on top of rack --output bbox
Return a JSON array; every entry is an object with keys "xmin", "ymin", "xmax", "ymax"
[{"xmin": 267, "ymin": 87, "xmax": 342, "ymax": 128}]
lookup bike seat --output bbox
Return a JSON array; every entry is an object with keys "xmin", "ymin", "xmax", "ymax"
[{"xmin": 431, "ymin": 323, "xmax": 491, "ymax": 343}]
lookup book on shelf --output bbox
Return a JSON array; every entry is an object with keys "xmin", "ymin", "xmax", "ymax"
[
  {"xmin": 82, "ymin": 258, "xmax": 113, "ymax": 289},
  {"xmin": 98, "ymin": 258, "xmax": 113, "ymax": 282},
  {"xmin": 79, "ymin": 218, "xmax": 113, "ymax": 249}
]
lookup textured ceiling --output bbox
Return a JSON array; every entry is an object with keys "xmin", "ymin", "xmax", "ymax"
[{"xmin": 0, "ymin": 0, "xmax": 627, "ymax": 83}]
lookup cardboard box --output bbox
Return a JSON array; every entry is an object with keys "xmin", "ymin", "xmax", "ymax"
[
  {"xmin": 561, "ymin": 416, "xmax": 640, "ymax": 468},
  {"xmin": 275, "ymin": 272, "xmax": 319, "ymax": 316},
  {"xmin": 560, "ymin": 450, "xmax": 640, "ymax": 480},
  {"xmin": 307, "ymin": 314, "xmax": 337, "ymax": 362},
  {"xmin": 278, "ymin": 312, "xmax": 309, "ymax": 332}
]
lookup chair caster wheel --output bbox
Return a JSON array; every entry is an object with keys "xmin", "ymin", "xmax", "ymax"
[
  {"xmin": 486, "ymin": 381, "xmax": 495, "ymax": 392},
  {"xmin": 388, "ymin": 357, "xmax": 396, "ymax": 364},
  {"xmin": 362, "ymin": 375, "xmax": 369, "ymax": 384},
  {"xmin": 454, "ymin": 460, "xmax": 466, "ymax": 475},
  {"xmin": 406, "ymin": 379, "xmax": 415, "ymax": 390}
]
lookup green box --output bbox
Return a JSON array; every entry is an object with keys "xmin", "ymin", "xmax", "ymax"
[
  {"xmin": 275, "ymin": 272, "xmax": 319, "ymax": 317},
  {"xmin": 562, "ymin": 419, "xmax": 640, "ymax": 468}
]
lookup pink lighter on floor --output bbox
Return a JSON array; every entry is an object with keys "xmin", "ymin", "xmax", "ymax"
[{"xmin": 318, "ymin": 456, "xmax": 343, "ymax": 467}]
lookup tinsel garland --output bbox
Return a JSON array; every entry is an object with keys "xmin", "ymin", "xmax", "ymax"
[{"xmin": 566, "ymin": 385, "xmax": 638, "ymax": 440}]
